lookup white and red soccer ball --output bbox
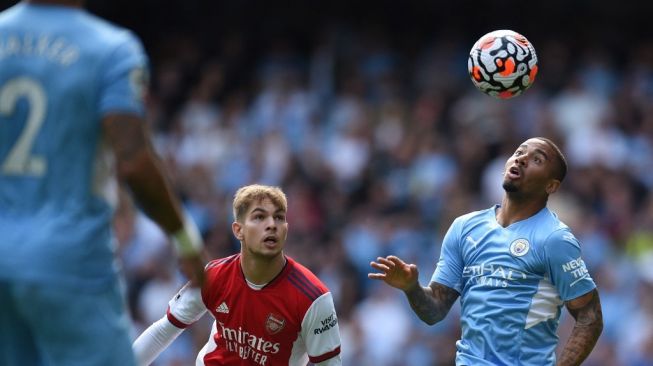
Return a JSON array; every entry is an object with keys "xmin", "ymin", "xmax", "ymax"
[{"xmin": 468, "ymin": 29, "xmax": 538, "ymax": 99}]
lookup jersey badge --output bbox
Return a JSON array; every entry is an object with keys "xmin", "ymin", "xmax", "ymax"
[
  {"xmin": 265, "ymin": 313, "xmax": 285, "ymax": 335},
  {"xmin": 509, "ymin": 238, "xmax": 530, "ymax": 257}
]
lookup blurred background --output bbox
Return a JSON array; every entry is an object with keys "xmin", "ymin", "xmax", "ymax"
[{"xmin": 8, "ymin": 0, "xmax": 653, "ymax": 364}]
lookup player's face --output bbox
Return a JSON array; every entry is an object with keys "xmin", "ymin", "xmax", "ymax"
[
  {"xmin": 502, "ymin": 138, "xmax": 560, "ymax": 197},
  {"xmin": 235, "ymin": 198, "xmax": 288, "ymax": 260}
]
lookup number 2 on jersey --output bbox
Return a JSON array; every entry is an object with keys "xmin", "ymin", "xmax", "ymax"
[{"xmin": 1, "ymin": 77, "xmax": 47, "ymax": 176}]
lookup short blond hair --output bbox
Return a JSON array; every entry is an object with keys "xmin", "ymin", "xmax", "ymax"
[{"xmin": 232, "ymin": 184, "xmax": 288, "ymax": 222}]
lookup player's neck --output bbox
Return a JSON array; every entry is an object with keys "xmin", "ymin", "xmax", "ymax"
[
  {"xmin": 25, "ymin": 0, "xmax": 83, "ymax": 7},
  {"xmin": 240, "ymin": 253, "xmax": 286, "ymax": 286},
  {"xmin": 496, "ymin": 195, "xmax": 546, "ymax": 227}
]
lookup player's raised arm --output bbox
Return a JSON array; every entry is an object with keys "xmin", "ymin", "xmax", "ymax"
[
  {"xmin": 369, "ymin": 255, "xmax": 459, "ymax": 325},
  {"xmin": 103, "ymin": 113, "xmax": 205, "ymax": 286},
  {"xmin": 557, "ymin": 289, "xmax": 603, "ymax": 366},
  {"xmin": 542, "ymin": 227, "xmax": 602, "ymax": 365}
]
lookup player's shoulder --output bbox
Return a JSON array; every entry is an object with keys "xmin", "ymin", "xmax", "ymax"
[
  {"xmin": 544, "ymin": 226, "xmax": 579, "ymax": 247},
  {"xmin": 285, "ymin": 256, "xmax": 329, "ymax": 300},
  {"xmin": 532, "ymin": 208, "xmax": 581, "ymax": 248},
  {"xmin": 205, "ymin": 253, "xmax": 240, "ymax": 274},
  {"xmin": 0, "ymin": 3, "xmax": 137, "ymax": 43},
  {"xmin": 76, "ymin": 11, "xmax": 142, "ymax": 50},
  {"xmin": 0, "ymin": 3, "xmax": 21, "ymax": 24},
  {"xmin": 537, "ymin": 208, "xmax": 574, "ymax": 237},
  {"xmin": 455, "ymin": 206, "xmax": 496, "ymax": 226},
  {"xmin": 540, "ymin": 207, "xmax": 570, "ymax": 227}
]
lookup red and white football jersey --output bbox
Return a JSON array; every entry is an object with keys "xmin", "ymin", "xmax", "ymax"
[{"xmin": 167, "ymin": 254, "xmax": 341, "ymax": 365}]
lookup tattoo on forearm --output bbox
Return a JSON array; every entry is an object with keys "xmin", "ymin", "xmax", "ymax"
[
  {"xmin": 558, "ymin": 289, "xmax": 603, "ymax": 366},
  {"xmin": 405, "ymin": 282, "xmax": 459, "ymax": 325}
]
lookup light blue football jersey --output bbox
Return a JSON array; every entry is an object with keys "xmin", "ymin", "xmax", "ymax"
[
  {"xmin": 0, "ymin": 3, "xmax": 148, "ymax": 288},
  {"xmin": 432, "ymin": 205, "xmax": 596, "ymax": 366}
]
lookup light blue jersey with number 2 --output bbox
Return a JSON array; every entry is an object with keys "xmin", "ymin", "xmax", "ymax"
[
  {"xmin": 432, "ymin": 205, "xmax": 596, "ymax": 366},
  {"xmin": 0, "ymin": 3, "xmax": 147, "ymax": 288}
]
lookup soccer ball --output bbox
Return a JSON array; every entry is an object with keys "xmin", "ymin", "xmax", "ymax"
[{"xmin": 468, "ymin": 29, "xmax": 538, "ymax": 99}]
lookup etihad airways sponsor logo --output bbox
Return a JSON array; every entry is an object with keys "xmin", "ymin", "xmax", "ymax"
[{"xmin": 463, "ymin": 262, "xmax": 528, "ymax": 288}]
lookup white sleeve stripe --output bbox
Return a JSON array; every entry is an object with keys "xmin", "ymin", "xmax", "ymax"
[{"xmin": 569, "ymin": 274, "xmax": 591, "ymax": 287}]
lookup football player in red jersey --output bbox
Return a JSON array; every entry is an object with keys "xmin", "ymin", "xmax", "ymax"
[{"xmin": 133, "ymin": 184, "xmax": 342, "ymax": 365}]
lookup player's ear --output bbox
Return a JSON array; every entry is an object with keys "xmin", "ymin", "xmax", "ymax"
[
  {"xmin": 232, "ymin": 221, "xmax": 244, "ymax": 241},
  {"xmin": 546, "ymin": 179, "xmax": 561, "ymax": 195}
]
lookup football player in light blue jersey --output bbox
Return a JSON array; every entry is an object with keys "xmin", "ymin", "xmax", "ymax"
[
  {"xmin": 0, "ymin": 1, "xmax": 206, "ymax": 365},
  {"xmin": 370, "ymin": 137, "xmax": 603, "ymax": 366}
]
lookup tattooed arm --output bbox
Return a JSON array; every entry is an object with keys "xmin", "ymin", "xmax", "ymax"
[
  {"xmin": 404, "ymin": 281, "xmax": 460, "ymax": 325},
  {"xmin": 557, "ymin": 289, "xmax": 603, "ymax": 366},
  {"xmin": 369, "ymin": 256, "xmax": 460, "ymax": 325}
]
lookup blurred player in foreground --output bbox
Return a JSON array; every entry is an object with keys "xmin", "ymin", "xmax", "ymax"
[
  {"xmin": 369, "ymin": 137, "xmax": 603, "ymax": 366},
  {"xmin": 0, "ymin": 1, "xmax": 205, "ymax": 365},
  {"xmin": 133, "ymin": 184, "xmax": 342, "ymax": 365}
]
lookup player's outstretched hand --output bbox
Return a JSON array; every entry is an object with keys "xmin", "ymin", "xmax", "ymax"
[
  {"xmin": 368, "ymin": 255, "xmax": 419, "ymax": 291},
  {"xmin": 179, "ymin": 253, "xmax": 206, "ymax": 288}
]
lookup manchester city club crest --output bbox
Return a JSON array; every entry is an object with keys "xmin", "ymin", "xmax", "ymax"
[
  {"xmin": 509, "ymin": 239, "xmax": 530, "ymax": 257},
  {"xmin": 265, "ymin": 313, "xmax": 285, "ymax": 335}
]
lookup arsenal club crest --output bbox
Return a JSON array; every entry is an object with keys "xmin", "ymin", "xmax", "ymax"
[{"xmin": 265, "ymin": 313, "xmax": 285, "ymax": 335}]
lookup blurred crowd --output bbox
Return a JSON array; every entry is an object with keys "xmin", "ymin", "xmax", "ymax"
[{"xmin": 101, "ymin": 3, "xmax": 653, "ymax": 365}]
